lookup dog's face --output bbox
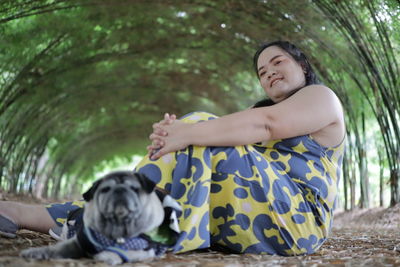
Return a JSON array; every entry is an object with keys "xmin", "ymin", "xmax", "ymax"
[{"xmin": 82, "ymin": 171, "xmax": 164, "ymax": 240}]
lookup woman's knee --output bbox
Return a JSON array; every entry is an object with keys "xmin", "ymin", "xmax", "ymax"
[{"xmin": 179, "ymin": 111, "xmax": 219, "ymax": 123}]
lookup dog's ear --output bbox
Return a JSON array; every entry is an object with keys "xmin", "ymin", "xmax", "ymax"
[
  {"xmin": 135, "ymin": 173, "xmax": 156, "ymax": 193},
  {"xmin": 82, "ymin": 179, "xmax": 102, "ymax": 201}
]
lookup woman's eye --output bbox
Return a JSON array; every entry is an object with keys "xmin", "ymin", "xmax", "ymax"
[
  {"xmin": 274, "ymin": 60, "xmax": 281, "ymax": 65},
  {"xmin": 100, "ymin": 187, "xmax": 110, "ymax": 193},
  {"xmin": 259, "ymin": 72, "xmax": 266, "ymax": 77}
]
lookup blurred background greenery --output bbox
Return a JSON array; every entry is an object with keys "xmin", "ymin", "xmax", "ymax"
[{"xmin": 0, "ymin": 0, "xmax": 399, "ymax": 209}]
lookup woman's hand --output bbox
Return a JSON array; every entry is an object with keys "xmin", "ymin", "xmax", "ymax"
[
  {"xmin": 148, "ymin": 115, "xmax": 192, "ymax": 160},
  {"xmin": 147, "ymin": 113, "xmax": 176, "ymax": 156}
]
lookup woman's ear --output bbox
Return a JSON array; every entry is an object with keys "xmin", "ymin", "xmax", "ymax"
[{"xmin": 300, "ymin": 63, "xmax": 307, "ymax": 73}]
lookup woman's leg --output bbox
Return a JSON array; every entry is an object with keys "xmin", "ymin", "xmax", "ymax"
[
  {"xmin": 135, "ymin": 111, "xmax": 218, "ymax": 253},
  {"xmin": 136, "ymin": 111, "xmax": 330, "ymax": 255},
  {"xmin": 208, "ymin": 144, "xmax": 332, "ymax": 255},
  {"xmin": 0, "ymin": 201, "xmax": 56, "ymax": 235}
]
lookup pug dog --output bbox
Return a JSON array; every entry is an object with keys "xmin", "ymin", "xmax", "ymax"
[{"xmin": 21, "ymin": 171, "xmax": 180, "ymax": 265}]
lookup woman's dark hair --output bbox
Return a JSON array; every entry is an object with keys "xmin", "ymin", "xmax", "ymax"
[{"xmin": 252, "ymin": 40, "xmax": 320, "ymax": 108}]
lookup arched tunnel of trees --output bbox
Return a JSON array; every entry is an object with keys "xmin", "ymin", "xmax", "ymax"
[{"xmin": 0, "ymin": 0, "xmax": 399, "ymax": 210}]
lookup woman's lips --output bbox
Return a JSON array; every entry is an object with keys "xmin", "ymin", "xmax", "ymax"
[{"xmin": 270, "ymin": 77, "xmax": 283, "ymax": 87}]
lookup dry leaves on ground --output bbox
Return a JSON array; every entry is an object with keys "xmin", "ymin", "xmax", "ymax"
[{"xmin": 0, "ymin": 193, "xmax": 399, "ymax": 266}]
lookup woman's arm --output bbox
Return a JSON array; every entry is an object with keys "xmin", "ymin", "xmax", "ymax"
[{"xmin": 150, "ymin": 85, "xmax": 344, "ymax": 159}]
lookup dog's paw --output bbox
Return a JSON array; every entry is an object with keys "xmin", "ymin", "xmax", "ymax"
[
  {"xmin": 20, "ymin": 247, "xmax": 55, "ymax": 260},
  {"xmin": 94, "ymin": 251, "xmax": 123, "ymax": 265}
]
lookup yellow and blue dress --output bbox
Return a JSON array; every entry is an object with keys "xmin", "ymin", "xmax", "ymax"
[{"xmin": 47, "ymin": 111, "xmax": 345, "ymax": 256}]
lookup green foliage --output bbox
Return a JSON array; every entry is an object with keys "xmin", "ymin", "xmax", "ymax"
[{"xmin": 0, "ymin": 0, "xmax": 398, "ymax": 203}]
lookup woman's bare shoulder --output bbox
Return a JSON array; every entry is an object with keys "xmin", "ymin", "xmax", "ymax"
[
  {"xmin": 300, "ymin": 84, "xmax": 339, "ymax": 98},
  {"xmin": 301, "ymin": 85, "xmax": 345, "ymax": 147},
  {"xmin": 261, "ymin": 84, "xmax": 345, "ymax": 143}
]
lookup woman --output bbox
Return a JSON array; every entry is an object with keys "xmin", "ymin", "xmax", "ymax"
[{"xmin": 0, "ymin": 41, "xmax": 345, "ymax": 256}]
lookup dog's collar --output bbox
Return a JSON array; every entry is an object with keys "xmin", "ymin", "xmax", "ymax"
[{"xmin": 77, "ymin": 224, "xmax": 169, "ymax": 262}]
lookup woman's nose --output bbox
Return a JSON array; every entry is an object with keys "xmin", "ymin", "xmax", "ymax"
[{"xmin": 267, "ymin": 70, "xmax": 277, "ymax": 80}]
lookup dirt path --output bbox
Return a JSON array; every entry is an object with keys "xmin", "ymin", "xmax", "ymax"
[{"xmin": 1, "ymin": 193, "xmax": 399, "ymax": 266}]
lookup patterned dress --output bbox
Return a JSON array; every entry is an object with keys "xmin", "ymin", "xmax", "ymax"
[
  {"xmin": 134, "ymin": 111, "xmax": 345, "ymax": 255},
  {"xmin": 47, "ymin": 111, "xmax": 344, "ymax": 256}
]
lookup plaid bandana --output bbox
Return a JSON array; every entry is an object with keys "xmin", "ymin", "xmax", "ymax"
[{"xmin": 77, "ymin": 226, "xmax": 168, "ymax": 261}]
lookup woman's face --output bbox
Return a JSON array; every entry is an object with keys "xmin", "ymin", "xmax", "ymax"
[{"xmin": 256, "ymin": 46, "xmax": 306, "ymax": 103}]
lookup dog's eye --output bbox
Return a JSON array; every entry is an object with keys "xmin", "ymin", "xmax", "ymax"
[
  {"xmin": 100, "ymin": 187, "xmax": 110, "ymax": 193},
  {"xmin": 130, "ymin": 186, "xmax": 139, "ymax": 192}
]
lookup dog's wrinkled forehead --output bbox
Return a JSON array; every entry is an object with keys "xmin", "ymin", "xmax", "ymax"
[
  {"xmin": 101, "ymin": 172, "xmax": 139, "ymax": 185},
  {"xmin": 82, "ymin": 171, "xmax": 156, "ymax": 201},
  {"xmin": 99, "ymin": 174, "xmax": 140, "ymax": 187}
]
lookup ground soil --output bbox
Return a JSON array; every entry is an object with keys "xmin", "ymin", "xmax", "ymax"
[{"xmin": 0, "ymin": 192, "xmax": 399, "ymax": 267}]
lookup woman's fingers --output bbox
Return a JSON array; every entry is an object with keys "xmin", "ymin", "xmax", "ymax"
[
  {"xmin": 148, "ymin": 135, "xmax": 164, "ymax": 146},
  {"xmin": 150, "ymin": 127, "xmax": 167, "ymax": 137},
  {"xmin": 162, "ymin": 113, "xmax": 177, "ymax": 125},
  {"xmin": 152, "ymin": 114, "xmax": 171, "ymax": 130},
  {"xmin": 152, "ymin": 113, "xmax": 177, "ymax": 134},
  {"xmin": 150, "ymin": 149, "xmax": 163, "ymax": 160},
  {"xmin": 148, "ymin": 113, "xmax": 178, "ymax": 157},
  {"xmin": 152, "ymin": 122, "xmax": 165, "ymax": 130},
  {"xmin": 147, "ymin": 144, "xmax": 160, "ymax": 153},
  {"xmin": 148, "ymin": 133, "xmax": 165, "ymax": 150},
  {"xmin": 153, "ymin": 139, "xmax": 164, "ymax": 147},
  {"xmin": 149, "ymin": 132, "xmax": 167, "ymax": 142},
  {"xmin": 165, "ymin": 113, "xmax": 176, "ymax": 124},
  {"xmin": 164, "ymin": 113, "xmax": 170, "ymax": 121},
  {"xmin": 147, "ymin": 141, "xmax": 164, "ymax": 155},
  {"xmin": 151, "ymin": 144, "xmax": 173, "ymax": 160}
]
